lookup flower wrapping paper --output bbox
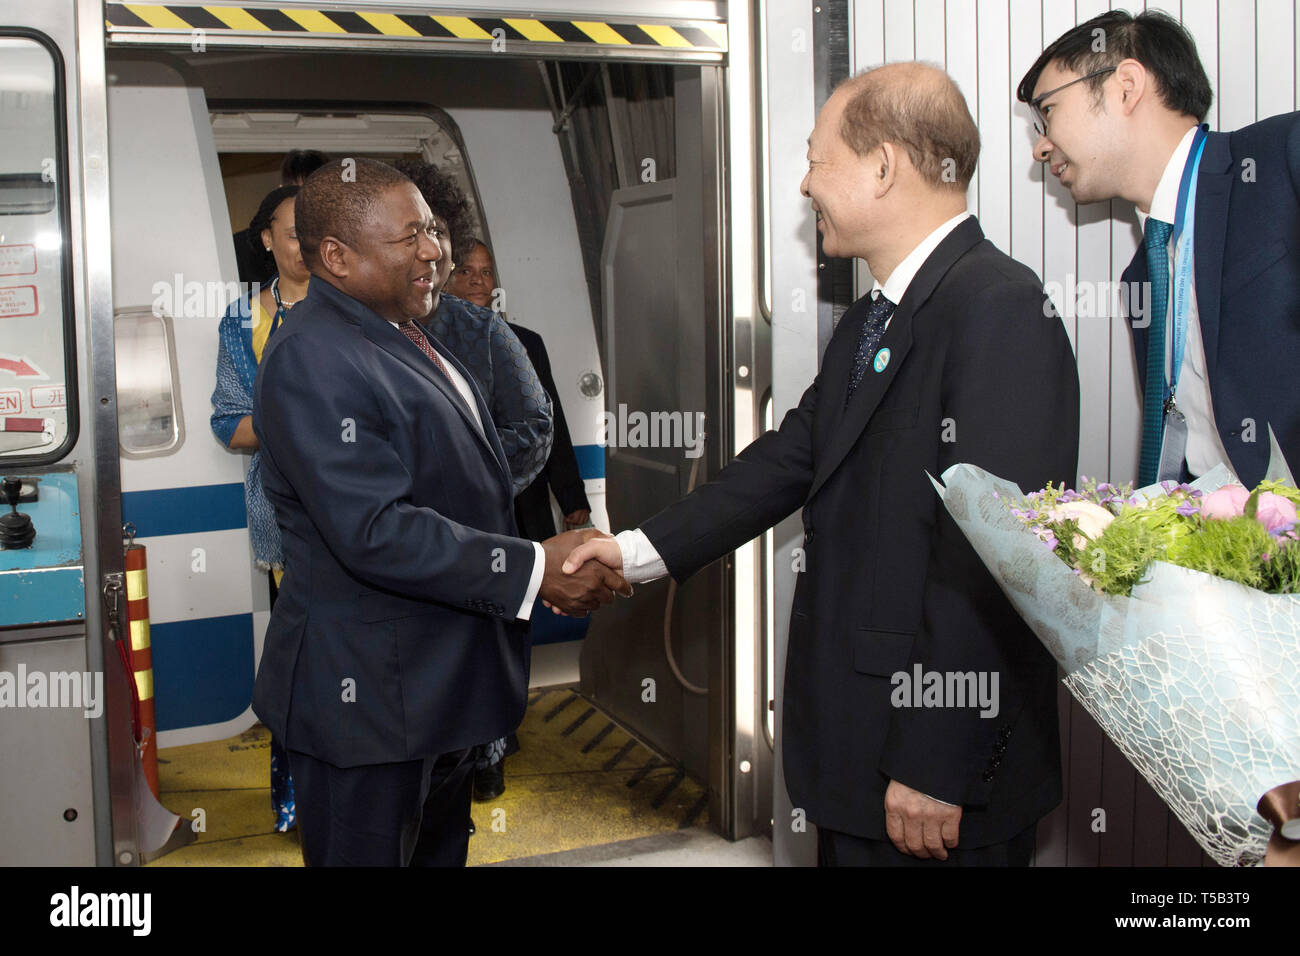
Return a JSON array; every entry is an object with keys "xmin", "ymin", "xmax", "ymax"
[{"xmin": 930, "ymin": 459, "xmax": 1300, "ymax": 867}]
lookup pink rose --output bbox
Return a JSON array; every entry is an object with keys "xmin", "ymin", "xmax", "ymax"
[
  {"xmin": 1200, "ymin": 484, "xmax": 1249, "ymax": 520},
  {"xmin": 1255, "ymin": 492, "xmax": 1298, "ymax": 534}
]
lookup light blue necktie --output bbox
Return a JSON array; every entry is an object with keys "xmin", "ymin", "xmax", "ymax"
[{"xmin": 1138, "ymin": 218, "xmax": 1173, "ymax": 486}]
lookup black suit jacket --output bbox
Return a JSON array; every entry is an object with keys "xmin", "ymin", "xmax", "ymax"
[
  {"xmin": 1121, "ymin": 112, "xmax": 1300, "ymax": 486},
  {"xmin": 251, "ymin": 279, "xmax": 537, "ymax": 768},
  {"xmin": 640, "ymin": 218, "xmax": 1080, "ymax": 844},
  {"xmin": 510, "ymin": 323, "xmax": 590, "ymax": 541}
]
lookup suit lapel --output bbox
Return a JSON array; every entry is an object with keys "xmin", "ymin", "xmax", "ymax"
[
  {"xmin": 1192, "ymin": 131, "xmax": 1232, "ymax": 385},
  {"xmin": 807, "ymin": 217, "xmax": 985, "ymax": 502},
  {"xmin": 1121, "ymin": 239, "xmax": 1150, "ymax": 370},
  {"xmin": 362, "ymin": 318, "xmax": 512, "ymax": 489}
]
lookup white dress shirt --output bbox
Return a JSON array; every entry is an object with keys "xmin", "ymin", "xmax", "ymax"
[
  {"xmin": 614, "ymin": 211, "xmax": 973, "ymax": 582},
  {"xmin": 390, "ymin": 319, "xmax": 545, "ymax": 619},
  {"xmin": 1136, "ymin": 125, "xmax": 1235, "ymax": 479}
]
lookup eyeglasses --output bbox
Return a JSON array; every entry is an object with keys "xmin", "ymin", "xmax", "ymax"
[{"xmin": 1029, "ymin": 67, "xmax": 1117, "ymax": 136}]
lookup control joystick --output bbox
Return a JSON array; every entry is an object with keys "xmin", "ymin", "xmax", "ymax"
[{"xmin": 0, "ymin": 476, "xmax": 35, "ymax": 549}]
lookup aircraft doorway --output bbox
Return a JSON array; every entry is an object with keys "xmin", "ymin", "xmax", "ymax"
[{"xmin": 104, "ymin": 37, "xmax": 759, "ymax": 863}]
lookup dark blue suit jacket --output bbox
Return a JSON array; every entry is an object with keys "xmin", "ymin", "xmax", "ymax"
[
  {"xmin": 1122, "ymin": 112, "xmax": 1300, "ymax": 486},
  {"xmin": 251, "ymin": 279, "xmax": 537, "ymax": 768}
]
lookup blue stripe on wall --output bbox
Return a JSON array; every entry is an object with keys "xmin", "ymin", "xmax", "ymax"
[
  {"xmin": 573, "ymin": 443, "xmax": 605, "ymax": 481},
  {"xmin": 122, "ymin": 482, "xmax": 247, "ymax": 538},
  {"xmin": 151, "ymin": 613, "xmax": 255, "ymax": 732}
]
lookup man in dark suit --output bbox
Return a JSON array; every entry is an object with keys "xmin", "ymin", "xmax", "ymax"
[
  {"xmin": 1018, "ymin": 9, "xmax": 1300, "ymax": 487},
  {"xmin": 564, "ymin": 63, "xmax": 1080, "ymax": 865},
  {"xmin": 252, "ymin": 158, "xmax": 628, "ymax": 866}
]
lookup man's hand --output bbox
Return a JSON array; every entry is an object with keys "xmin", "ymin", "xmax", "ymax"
[
  {"xmin": 884, "ymin": 779, "xmax": 961, "ymax": 860},
  {"xmin": 562, "ymin": 508, "xmax": 591, "ymax": 530},
  {"xmin": 560, "ymin": 533, "xmax": 624, "ymax": 576},
  {"xmin": 538, "ymin": 529, "xmax": 631, "ymax": 616}
]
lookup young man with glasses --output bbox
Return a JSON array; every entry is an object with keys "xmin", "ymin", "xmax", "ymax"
[{"xmin": 1018, "ymin": 9, "xmax": 1300, "ymax": 488}]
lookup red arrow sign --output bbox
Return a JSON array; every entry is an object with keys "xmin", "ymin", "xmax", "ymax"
[{"xmin": 0, "ymin": 357, "xmax": 41, "ymax": 377}]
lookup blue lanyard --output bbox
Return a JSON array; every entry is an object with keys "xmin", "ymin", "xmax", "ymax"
[
  {"xmin": 270, "ymin": 276, "xmax": 288, "ymax": 337},
  {"xmin": 1166, "ymin": 125, "xmax": 1208, "ymax": 402}
]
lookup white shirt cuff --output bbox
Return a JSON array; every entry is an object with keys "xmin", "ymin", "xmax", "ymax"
[
  {"xmin": 615, "ymin": 529, "xmax": 669, "ymax": 585},
  {"xmin": 516, "ymin": 541, "xmax": 546, "ymax": 620}
]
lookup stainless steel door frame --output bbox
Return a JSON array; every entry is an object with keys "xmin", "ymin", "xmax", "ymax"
[
  {"xmin": 710, "ymin": 0, "xmax": 767, "ymax": 841},
  {"xmin": 75, "ymin": 0, "xmax": 138, "ymax": 866}
]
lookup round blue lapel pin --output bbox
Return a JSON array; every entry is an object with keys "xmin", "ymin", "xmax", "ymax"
[{"xmin": 873, "ymin": 348, "xmax": 891, "ymax": 373}]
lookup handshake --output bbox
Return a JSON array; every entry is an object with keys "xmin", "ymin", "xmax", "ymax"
[{"xmin": 536, "ymin": 529, "xmax": 632, "ymax": 617}]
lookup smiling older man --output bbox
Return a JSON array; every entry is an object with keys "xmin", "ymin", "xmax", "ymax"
[{"xmin": 564, "ymin": 63, "xmax": 1080, "ymax": 866}]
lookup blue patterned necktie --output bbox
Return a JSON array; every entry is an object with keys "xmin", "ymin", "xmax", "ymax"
[
  {"xmin": 1138, "ymin": 218, "xmax": 1173, "ymax": 486},
  {"xmin": 846, "ymin": 291, "xmax": 896, "ymax": 403}
]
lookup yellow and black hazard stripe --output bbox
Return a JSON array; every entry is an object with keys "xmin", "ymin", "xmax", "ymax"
[{"xmin": 105, "ymin": 4, "xmax": 727, "ymax": 58}]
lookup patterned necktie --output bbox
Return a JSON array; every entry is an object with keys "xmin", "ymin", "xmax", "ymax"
[
  {"xmin": 397, "ymin": 320, "xmax": 455, "ymax": 381},
  {"xmin": 1138, "ymin": 218, "xmax": 1173, "ymax": 486},
  {"xmin": 846, "ymin": 292, "xmax": 896, "ymax": 402}
]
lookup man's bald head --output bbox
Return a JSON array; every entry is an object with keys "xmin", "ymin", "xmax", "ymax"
[
  {"xmin": 295, "ymin": 157, "xmax": 413, "ymax": 269},
  {"xmin": 835, "ymin": 62, "xmax": 979, "ymax": 191}
]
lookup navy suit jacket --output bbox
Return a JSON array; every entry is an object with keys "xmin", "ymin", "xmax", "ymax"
[
  {"xmin": 251, "ymin": 279, "xmax": 537, "ymax": 768},
  {"xmin": 1122, "ymin": 112, "xmax": 1300, "ymax": 486},
  {"xmin": 640, "ymin": 218, "xmax": 1080, "ymax": 844}
]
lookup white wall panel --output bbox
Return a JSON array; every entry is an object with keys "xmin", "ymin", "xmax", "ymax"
[
  {"xmin": 884, "ymin": 0, "xmax": 916, "ymax": 61},
  {"xmin": 852, "ymin": 0, "xmax": 886, "ymax": 68},
  {"xmin": 1182, "ymin": 0, "xmax": 1221, "ymax": 129},
  {"xmin": 914, "ymin": 0, "xmax": 947, "ymax": 63},
  {"xmin": 1219, "ymin": 2, "xmax": 1257, "ymax": 130},
  {"xmin": 1257, "ymin": 0, "xmax": 1296, "ymax": 117},
  {"xmin": 977, "ymin": 0, "xmax": 1012, "ymax": 252},
  {"xmin": 1009, "ymin": 0, "xmax": 1045, "ymax": 280},
  {"xmin": 946, "ymin": 1, "xmax": 981, "ymax": 218}
]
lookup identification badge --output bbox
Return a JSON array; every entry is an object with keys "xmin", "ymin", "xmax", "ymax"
[{"xmin": 1156, "ymin": 398, "xmax": 1189, "ymax": 483}]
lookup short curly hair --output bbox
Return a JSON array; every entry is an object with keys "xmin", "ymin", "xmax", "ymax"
[{"xmin": 391, "ymin": 159, "xmax": 477, "ymax": 265}]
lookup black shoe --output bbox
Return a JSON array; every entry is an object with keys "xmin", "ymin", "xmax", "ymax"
[
  {"xmin": 473, "ymin": 762, "xmax": 505, "ymax": 802},
  {"xmin": 468, "ymin": 818, "xmax": 476, "ymax": 836}
]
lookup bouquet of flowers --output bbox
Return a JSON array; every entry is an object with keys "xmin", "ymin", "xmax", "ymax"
[{"xmin": 930, "ymin": 434, "xmax": 1300, "ymax": 866}]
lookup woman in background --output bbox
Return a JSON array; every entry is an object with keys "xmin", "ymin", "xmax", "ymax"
[{"xmin": 210, "ymin": 184, "xmax": 308, "ymax": 833}]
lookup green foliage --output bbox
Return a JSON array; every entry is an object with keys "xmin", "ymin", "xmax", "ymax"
[
  {"xmin": 1262, "ymin": 539, "xmax": 1300, "ymax": 594},
  {"xmin": 1164, "ymin": 517, "xmax": 1273, "ymax": 591},
  {"xmin": 1086, "ymin": 512, "xmax": 1177, "ymax": 595}
]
